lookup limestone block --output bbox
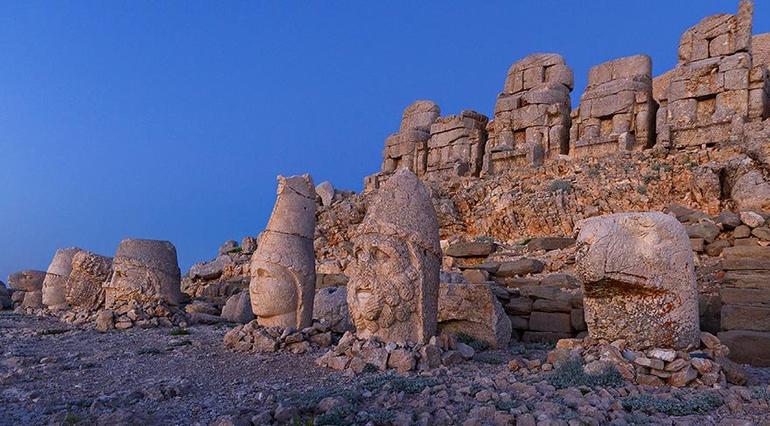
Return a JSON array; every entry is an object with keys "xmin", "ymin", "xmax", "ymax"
[
  {"xmin": 438, "ymin": 281, "xmax": 511, "ymax": 349},
  {"xmin": 348, "ymin": 169, "xmax": 441, "ymax": 344},
  {"xmin": 42, "ymin": 247, "xmax": 83, "ymax": 307},
  {"xmin": 718, "ymin": 330, "xmax": 770, "ymax": 366},
  {"xmin": 250, "ymin": 175, "xmax": 316, "ymax": 329},
  {"xmin": 105, "ymin": 239, "xmax": 182, "ymax": 307},
  {"xmin": 65, "ymin": 251, "xmax": 112, "ymax": 311},
  {"xmin": 575, "ymin": 212, "xmax": 700, "ymax": 350}
]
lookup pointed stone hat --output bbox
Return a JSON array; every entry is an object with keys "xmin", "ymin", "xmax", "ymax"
[
  {"xmin": 356, "ymin": 169, "xmax": 441, "ymax": 257},
  {"xmin": 254, "ymin": 174, "xmax": 316, "ymax": 283}
]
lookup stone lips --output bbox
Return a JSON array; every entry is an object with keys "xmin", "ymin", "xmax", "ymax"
[
  {"xmin": 575, "ymin": 212, "xmax": 700, "ymax": 350},
  {"xmin": 104, "ymin": 239, "xmax": 182, "ymax": 306},
  {"xmin": 42, "ymin": 247, "xmax": 83, "ymax": 307},
  {"xmin": 249, "ymin": 174, "xmax": 316, "ymax": 329},
  {"xmin": 349, "ymin": 169, "xmax": 441, "ymax": 344}
]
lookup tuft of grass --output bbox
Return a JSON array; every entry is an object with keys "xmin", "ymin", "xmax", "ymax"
[
  {"xmin": 282, "ymin": 385, "xmax": 360, "ymax": 413},
  {"xmin": 621, "ymin": 391, "xmax": 724, "ymax": 416},
  {"xmin": 546, "ymin": 357, "xmax": 624, "ymax": 389},
  {"xmin": 547, "ymin": 179, "xmax": 573, "ymax": 193},
  {"xmin": 314, "ymin": 407, "xmax": 353, "ymax": 426},
  {"xmin": 227, "ymin": 247, "xmax": 243, "ymax": 254},
  {"xmin": 362, "ymin": 374, "xmax": 440, "ymax": 395},
  {"xmin": 169, "ymin": 327, "xmax": 189, "ymax": 336},
  {"xmin": 473, "ymin": 352, "xmax": 506, "ymax": 365},
  {"xmin": 636, "ymin": 185, "xmax": 648, "ymax": 195}
]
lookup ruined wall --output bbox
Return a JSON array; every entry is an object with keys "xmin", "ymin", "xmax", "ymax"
[
  {"xmin": 659, "ymin": 0, "xmax": 755, "ymax": 148},
  {"xmin": 484, "ymin": 53, "xmax": 573, "ymax": 173},
  {"xmin": 570, "ymin": 55, "xmax": 656, "ymax": 158}
]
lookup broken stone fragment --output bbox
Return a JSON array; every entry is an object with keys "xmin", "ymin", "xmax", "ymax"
[
  {"xmin": 42, "ymin": 247, "xmax": 83, "ymax": 307},
  {"xmin": 104, "ymin": 239, "xmax": 182, "ymax": 307},
  {"xmin": 575, "ymin": 212, "xmax": 700, "ymax": 350},
  {"xmin": 7, "ymin": 270, "xmax": 46, "ymax": 292}
]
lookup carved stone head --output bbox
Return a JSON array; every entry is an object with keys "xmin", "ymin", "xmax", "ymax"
[
  {"xmin": 349, "ymin": 169, "xmax": 441, "ymax": 344},
  {"xmin": 250, "ymin": 174, "xmax": 316, "ymax": 329}
]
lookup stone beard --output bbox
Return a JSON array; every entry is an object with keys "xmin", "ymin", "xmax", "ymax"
[{"xmin": 347, "ymin": 169, "xmax": 441, "ymax": 344}]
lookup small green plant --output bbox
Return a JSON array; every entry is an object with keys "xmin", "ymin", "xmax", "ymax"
[
  {"xmin": 586, "ymin": 165, "xmax": 602, "ymax": 178},
  {"xmin": 495, "ymin": 399, "xmax": 517, "ymax": 411},
  {"xmin": 621, "ymin": 391, "xmax": 724, "ymax": 416},
  {"xmin": 636, "ymin": 185, "xmax": 648, "ymax": 195},
  {"xmin": 62, "ymin": 413, "xmax": 81, "ymax": 426},
  {"xmin": 547, "ymin": 179, "xmax": 573, "ymax": 193},
  {"xmin": 169, "ymin": 327, "xmax": 189, "ymax": 336},
  {"xmin": 362, "ymin": 363, "xmax": 379, "ymax": 373},
  {"xmin": 227, "ymin": 247, "xmax": 243, "ymax": 254},
  {"xmin": 314, "ymin": 407, "xmax": 353, "ymax": 426},
  {"xmin": 362, "ymin": 374, "xmax": 440, "ymax": 395},
  {"xmin": 364, "ymin": 409, "xmax": 396, "ymax": 425},
  {"xmin": 283, "ymin": 385, "xmax": 361, "ymax": 413},
  {"xmin": 473, "ymin": 352, "xmax": 505, "ymax": 365},
  {"xmin": 546, "ymin": 357, "xmax": 624, "ymax": 389},
  {"xmin": 456, "ymin": 333, "xmax": 489, "ymax": 352}
]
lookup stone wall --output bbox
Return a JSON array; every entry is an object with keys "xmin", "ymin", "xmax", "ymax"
[
  {"xmin": 484, "ymin": 53, "xmax": 573, "ymax": 173},
  {"xmin": 571, "ymin": 55, "xmax": 656, "ymax": 158}
]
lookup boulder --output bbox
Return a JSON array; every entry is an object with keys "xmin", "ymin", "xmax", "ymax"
[
  {"xmin": 240, "ymin": 236, "xmax": 257, "ymax": 254},
  {"xmin": 575, "ymin": 212, "xmax": 700, "ymax": 350},
  {"xmin": 313, "ymin": 286, "xmax": 353, "ymax": 333},
  {"xmin": 732, "ymin": 171, "xmax": 770, "ymax": 212},
  {"xmin": 740, "ymin": 211, "xmax": 766, "ymax": 228},
  {"xmin": 218, "ymin": 240, "xmax": 239, "ymax": 255},
  {"xmin": 189, "ymin": 255, "xmax": 233, "ymax": 280},
  {"xmin": 104, "ymin": 239, "xmax": 182, "ymax": 306},
  {"xmin": 221, "ymin": 292, "xmax": 255, "ymax": 324},
  {"xmin": 7, "ymin": 270, "xmax": 46, "ymax": 292},
  {"xmin": 438, "ymin": 282, "xmax": 512, "ymax": 349},
  {"xmin": 315, "ymin": 181, "xmax": 335, "ymax": 207},
  {"xmin": 42, "ymin": 247, "xmax": 83, "ymax": 307},
  {"xmin": 0, "ymin": 284, "xmax": 11, "ymax": 309},
  {"xmin": 66, "ymin": 251, "xmax": 112, "ymax": 310},
  {"xmin": 22, "ymin": 290, "xmax": 43, "ymax": 309}
]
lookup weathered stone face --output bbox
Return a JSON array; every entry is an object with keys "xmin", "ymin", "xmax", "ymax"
[
  {"xmin": 42, "ymin": 247, "xmax": 83, "ymax": 307},
  {"xmin": 575, "ymin": 212, "xmax": 700, "ymax": 350},
  {"xmin": 66, "ymin": 251, "xmax": 112, "ymax": 311},
  {"xmin": 349, "ymin": 169, "xmax": 440, "ymax": 344},
  {"xmin": 249, "ymin": 175, "xmax": 316, "ymax": 329},
  {"xmin": 104, "ymin": 239, "xmax": 181, "ymax": 307},
  {"xmin": 7, "ymin": 270, "xmax": 46, "ymax": 292}
]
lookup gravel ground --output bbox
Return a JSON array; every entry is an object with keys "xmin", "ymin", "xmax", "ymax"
[{"xmin": 2, "ymin": 312, "xmax": 770, "ymax": 425}]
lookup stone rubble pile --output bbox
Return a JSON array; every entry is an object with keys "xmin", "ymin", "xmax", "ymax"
[
  {"xmin": 223, "ymin": 320, "xmax": 335, "ymax": 354},
  {"xmin": 545, "ymin": 332, "xmax": 746, "ymax": 389},
  {"xmin": 316, "ymin": 331, "xmax": 475, "ymax": 374},
  {"xmin": 181, "ymin": 237, "xmax": 255, "ymax": 307}
]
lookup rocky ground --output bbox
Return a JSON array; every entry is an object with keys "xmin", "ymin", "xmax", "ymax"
[{"xmin": 3, "ymin": 313, "xmax": 770, "ymax": 425}]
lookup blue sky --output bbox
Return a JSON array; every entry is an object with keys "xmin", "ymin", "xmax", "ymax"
[{"xmin": 1, "ymin": 1, "xmax": 768, "ymax": 281}]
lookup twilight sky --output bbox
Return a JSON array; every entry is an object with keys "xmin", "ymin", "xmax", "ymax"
[{"xmin": 1, "ymin": 1, "xmax": 768, "ymax": 282}]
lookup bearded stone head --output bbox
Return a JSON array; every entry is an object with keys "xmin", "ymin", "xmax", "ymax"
[{"xmin": 348, "ymin": 169, "xmax": 440, "ymax": 344}]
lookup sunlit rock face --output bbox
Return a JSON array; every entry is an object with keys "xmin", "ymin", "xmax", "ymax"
[
  {"xmin": 575, "ymin": 212, "xmax": 700, "ymax": 350},
  {"xmin": 42, "ymin": 247, "xmax": 83, "ymax": 307},
  {"xmin": 249, "ymin": 174, "xmax": 316, "ymax": 330},
  {"xmin": 348, "ymin": 169, "xmax": 441, "ymax": 344}
]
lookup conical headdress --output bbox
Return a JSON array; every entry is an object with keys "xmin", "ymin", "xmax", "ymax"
[{"xmin": 356, "ymin": 169, "xmax": 440, "ymax": 257}]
